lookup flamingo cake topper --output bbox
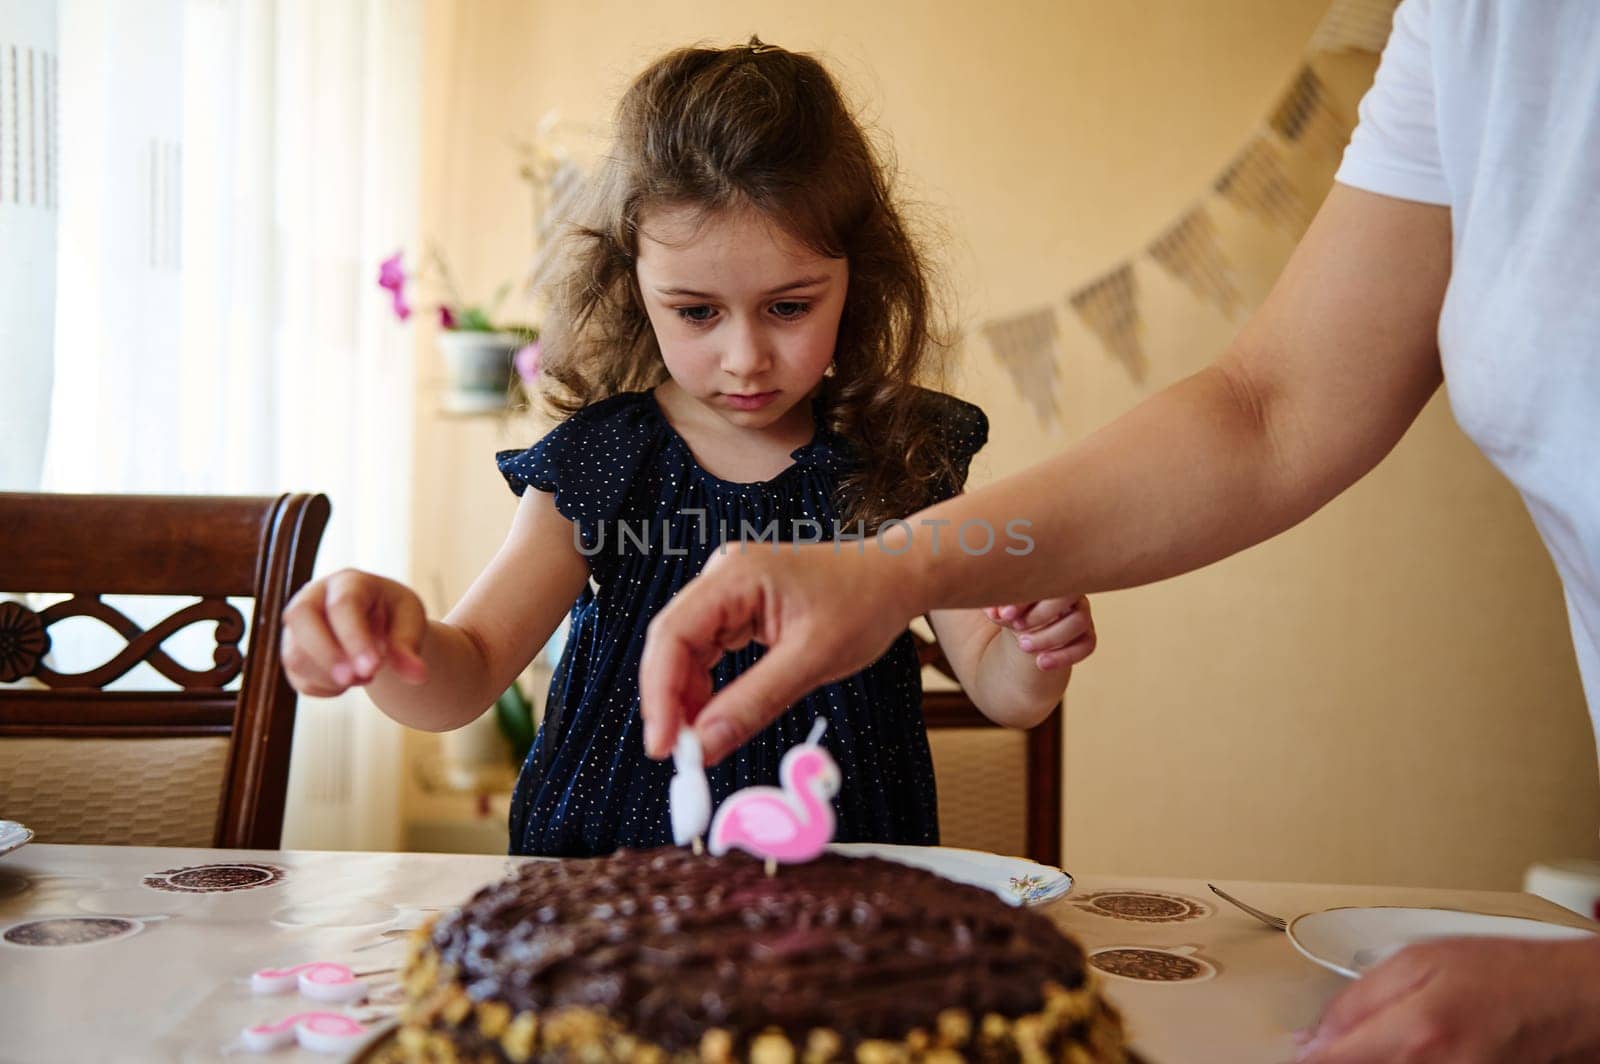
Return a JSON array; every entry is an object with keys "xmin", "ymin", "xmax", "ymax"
[{"xmin": 706, "ymin": 717, "xmax": 839, "ymax": 870}]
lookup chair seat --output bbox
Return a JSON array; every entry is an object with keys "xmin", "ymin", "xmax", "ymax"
[{"xmin": 0, "ymin": 735, "xmax": 229, "ymax": 847}]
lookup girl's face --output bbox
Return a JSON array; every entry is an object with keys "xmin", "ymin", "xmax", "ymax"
[{"xmin": 636, "ymin": 204, "xmax": 847, "ymax": 435}]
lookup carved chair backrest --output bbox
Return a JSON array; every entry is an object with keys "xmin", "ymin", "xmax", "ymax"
[{"xmin": 0, "ymin": 493, "xmax": 330, "ymax": 847}]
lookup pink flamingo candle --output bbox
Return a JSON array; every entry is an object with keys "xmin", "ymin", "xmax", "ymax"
[{"xmin": 708, "ymin": 717, "xmax": 839, "ymax": 868}]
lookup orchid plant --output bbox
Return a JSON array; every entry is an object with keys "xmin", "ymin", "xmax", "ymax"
[{"xmin": 377, "ymin": 248, "xmax": 541, "ymax": 388}]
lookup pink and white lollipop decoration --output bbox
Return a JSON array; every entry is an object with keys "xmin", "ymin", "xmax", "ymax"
[
  {"xmin": 708, "ymin": 717, "xmax": 838, "ymax": 870},
  {"xmin": 241, "ymin": 1011, "xmax": 369, "ymax": 1054},
  {"xmin": 251, "ymin": 961, "xmax": 369, "ymax": 1003}
]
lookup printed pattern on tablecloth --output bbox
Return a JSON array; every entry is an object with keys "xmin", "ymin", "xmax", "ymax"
[
  {"xmin": 1089, "ymin": 944, "xmax": 1220, "ymax": 984},
  {"xmin": 144, "ymin": 862, "xmax": 286, "ymax": 893},
  {"xmin": 2, "ymin": 915, "xmax": 144, "ymax": 947},
  {"xmin": 1071, "ymin": 889, "xmax": 1213, "ymax": 923}
]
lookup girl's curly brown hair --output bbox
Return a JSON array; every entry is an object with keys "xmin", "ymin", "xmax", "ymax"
[{"xmin": 538, "ymin": 37, "xmax": 967, "ymax": 531}]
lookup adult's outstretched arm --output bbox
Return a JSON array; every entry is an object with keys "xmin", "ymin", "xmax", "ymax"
[{"xmin": 641, "ymin": 185, "xmax": 1451, "ymax": 764}]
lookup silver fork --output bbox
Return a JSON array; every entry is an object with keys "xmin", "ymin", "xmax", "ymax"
[{"xmin": 1207, "ymin": 883, "xmax": 1288, "ymax": 932}]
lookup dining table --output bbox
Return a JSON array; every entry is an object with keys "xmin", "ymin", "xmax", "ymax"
[{"xmin": 1, "ymin": 841, "xmax": 1595, "ymax": 1063}]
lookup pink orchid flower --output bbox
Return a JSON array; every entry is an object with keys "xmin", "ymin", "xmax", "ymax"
[
  {"xmin": 377, "ymin": 251, "xmax": 405, "ymax": 293},
  {"xmin": 379, "ymin": 252, "xmax": 412, "ymax": 321},
  {"xmin": 514, "ymin": 340, "xmax": 542, "ymax": 383},
  {"xmin": 438, "ymin": 305, "xmax": 457, "ymax": 330}
]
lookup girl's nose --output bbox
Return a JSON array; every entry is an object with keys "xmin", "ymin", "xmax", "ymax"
[{"xmin": 720, "ymin": 319, "xmax": 773, "ymax": 378}]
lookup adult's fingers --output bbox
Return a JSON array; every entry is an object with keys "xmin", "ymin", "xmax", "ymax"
[
  {"xmin": 638, "ymin": 621, "xmax": 690, "ymax": 759},
  {"xmin": 640, "ymin": 570, "xmax": 759, "ymax": 759},
  {"xmin": 1298, "ymin": 981, "xmax": 1445, "ymax": 1064},
  {"xmin": 642, "ymin": 543, "xmax": 919, "ymax": 764},
  {"xmin": 691, "ymin": 640, "xmax": 829, "ymax": 764},
  {"xmin": 1301, "ymin": 948, "xmax": 1438, "ymax": 1058}
]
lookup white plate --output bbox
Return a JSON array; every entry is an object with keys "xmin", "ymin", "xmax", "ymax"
[
  {"xmin": 1289, "ymin": 905, "xmax": 1596, "ymax": 978},
  {"xmin": 0, "ymin": 821, "xmax": 33, "ymax": 857},
  {"xmin": 828, "ymin": 843, "xmax": 1072, "ymax": 906}
]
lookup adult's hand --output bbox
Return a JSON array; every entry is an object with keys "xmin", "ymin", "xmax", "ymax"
[
  {"xmin": 1296, "ymin": 936, "xmax": 1600, "ymax": 1062},
  {"xmin": 639, "ymin": 541, "xmax": 924, "ymax": 764}
]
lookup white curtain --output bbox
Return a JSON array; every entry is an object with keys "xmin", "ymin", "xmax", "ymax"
[
  {"xmin": 44, "ymin": 0, "xmax": 420, "ymax": 850},
  {"xmin": 0, "ymin": 0, "xmax": 59, "ymax": 491}
]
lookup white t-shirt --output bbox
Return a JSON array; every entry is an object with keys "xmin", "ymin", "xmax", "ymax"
[{"xmin": 1336, "ymin": 0, "xmax": 1600, "ymax": 739}]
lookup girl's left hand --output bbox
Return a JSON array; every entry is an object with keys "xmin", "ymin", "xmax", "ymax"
[{"xmin": 984, "ymin": 596, "xmax": 1095, "ymax": 671}]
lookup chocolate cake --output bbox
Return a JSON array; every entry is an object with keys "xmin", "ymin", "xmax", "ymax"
[{"xmin": 386, "ymin": 847, "xmax": 1129, "ymax": 1063}]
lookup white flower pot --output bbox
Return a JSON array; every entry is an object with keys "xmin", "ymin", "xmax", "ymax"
[{"xmin": 436, "ymin": 330, "xmax": 519, "ymax": 413}]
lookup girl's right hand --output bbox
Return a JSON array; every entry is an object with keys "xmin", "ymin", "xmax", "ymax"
[{"xmin": 281, "ymin": 569, "xmax": 429, "ymax": 696}]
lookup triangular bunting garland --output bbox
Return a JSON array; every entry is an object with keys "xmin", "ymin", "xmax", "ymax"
[
  {"xmin": 1269, "ymin": 66, "xmax": 1352, "ymax": 165},
  {"xmin": 1215, "ymin": 138, "xmax": 1314, "ymax": 236},
  {"xmin": 1307, "ymin": 0, "xmax": 1400, "ymax": 56},
  {"xmin": 981, "ymin": 308, "xmax": 1064, "ymax": 428},
  {"xmin": 1147, "ymin": 206, "xmax": 1241, "ymax": 319},
  {"xmin": 1068, "ymin": 264, "xmax": 1146, "ymax": 383}
]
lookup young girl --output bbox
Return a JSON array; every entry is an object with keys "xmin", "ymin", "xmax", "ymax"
[{"xmin": 280, "ymin": 37, "xmax": 1096, "ymax": 857}]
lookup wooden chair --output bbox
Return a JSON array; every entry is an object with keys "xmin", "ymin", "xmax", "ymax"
[
  {"xmin": 915, "ymin": 631, "xmax": 1063, "ymax": 867},
  {"xmin": 0, "ymin": 492, "xmax": 330, "ymax": 848}
]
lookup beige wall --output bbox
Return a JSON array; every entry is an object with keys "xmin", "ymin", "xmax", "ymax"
[{"xmin": 413, "ymin": 0, "xmax": 1600, "ymax": 886}]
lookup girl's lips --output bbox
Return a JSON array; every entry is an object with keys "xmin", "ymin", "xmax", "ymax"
[{"xmin": 722, "ymin": 391, "xmax": 778, "ymax": 411}]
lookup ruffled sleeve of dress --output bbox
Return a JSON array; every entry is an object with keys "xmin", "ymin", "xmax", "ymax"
[
  {"xmin": 495, "ymin": 393, "xmax": 664, "ymax": 561},
  {"xmin": 923, "ymin": 390, "xmax": 990, "ymax": 503}
]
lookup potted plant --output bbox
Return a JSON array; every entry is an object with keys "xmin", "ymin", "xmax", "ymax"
[{"xmin": 377, "ymin": 249, "xmax": 540, "ymax": 413}]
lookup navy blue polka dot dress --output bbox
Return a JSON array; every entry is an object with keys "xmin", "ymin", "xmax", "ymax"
[{"xmin": 495, "ymin": 389, "xmax": 988, "ymax": 857}]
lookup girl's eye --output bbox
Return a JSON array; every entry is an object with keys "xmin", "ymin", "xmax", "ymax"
[
  {"xmin": 676, "ymin": 305, "xmax": 717, "ymax": 324},
  {"xmin": 771, "ymin": 301, "xmax": 810, "ymax": 320}
]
